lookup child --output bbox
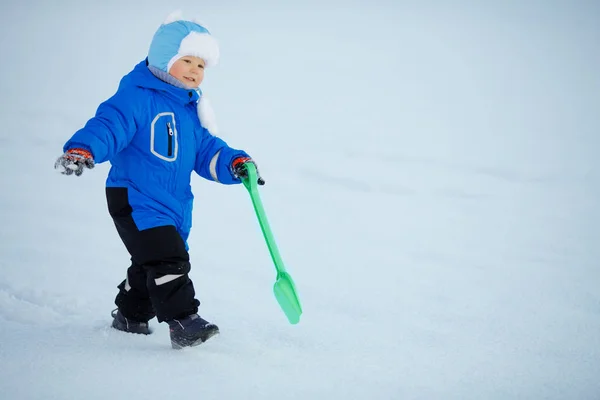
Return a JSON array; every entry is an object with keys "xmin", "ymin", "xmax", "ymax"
[{"xmin": 55, "ymin": 11, "xmax": 264, "ymax": 349}]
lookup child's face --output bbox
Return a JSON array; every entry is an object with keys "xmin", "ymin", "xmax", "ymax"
[{"xmin": 169, "ymin": 56, "xmax": 205, "ymax": 88}]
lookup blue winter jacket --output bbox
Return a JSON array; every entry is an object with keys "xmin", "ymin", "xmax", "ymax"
[{"xmin": 64, "ymin": 60, "xmax": 247, "ymax": 241}]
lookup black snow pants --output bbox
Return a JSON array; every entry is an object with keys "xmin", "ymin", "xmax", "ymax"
[{"xmin": 106, "ymin": 187, "xmax": 199, "ymax": 323}]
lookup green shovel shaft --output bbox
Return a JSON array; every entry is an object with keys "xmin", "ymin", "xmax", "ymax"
[{"xmin": 242, "ymin": 167, "xmax": 286, "ymax": 275}]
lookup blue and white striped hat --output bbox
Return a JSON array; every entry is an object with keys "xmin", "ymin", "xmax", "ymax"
[{"xmin": 148, "ymin": 11, "xmax": 220, "ymax": 72}]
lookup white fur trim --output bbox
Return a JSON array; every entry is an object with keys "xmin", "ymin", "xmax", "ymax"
[
  {"xmin": 167, "ymin": 55, "xmax": 180, "ymax": 74},
  {"xmin": 198, "ymin": 96, "xmax": 219, "ymax": 135},
  {"xmin": 166, "ymin": 31, "xmax": 219, "ymax": 69}
]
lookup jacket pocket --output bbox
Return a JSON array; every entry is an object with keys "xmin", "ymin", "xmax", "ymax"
[{"xmin": 150, "ymin": 112, "xmax": 178, "ymax": 162}]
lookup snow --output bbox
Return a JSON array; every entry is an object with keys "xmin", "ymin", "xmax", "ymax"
[{"xmin": 1, "ymin": 1, "xmax": 599, "ymax": 399}]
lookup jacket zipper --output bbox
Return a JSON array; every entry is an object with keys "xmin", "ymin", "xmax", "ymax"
[{"xmin": 166, "ymin": 121, "xmax": 174, "ymax": 157}]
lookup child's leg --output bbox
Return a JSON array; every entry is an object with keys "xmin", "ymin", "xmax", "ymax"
[
  {"xmin": 122, "ymin": 225, "xmax": 199, "ymax": 322},
  {"xmin": 107, "ymin": 188, "xmax": 199, "ymax": 323},
  {"xmin": 114, "ymin": 261, "xmax": 155, "ymax": 322}
]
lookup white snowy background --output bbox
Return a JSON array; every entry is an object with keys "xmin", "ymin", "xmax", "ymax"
[{"xmin": 1, "ymin": 1, "xmax": 599, "ymax": 399}]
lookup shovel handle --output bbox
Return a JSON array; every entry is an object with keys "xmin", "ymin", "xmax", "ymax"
[{"xmin": 241, "ymin": 163, "xmax": 287, "ymax": 275}]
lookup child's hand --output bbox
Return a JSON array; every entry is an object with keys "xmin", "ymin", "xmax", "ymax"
[
  {"xmin": 55, "ymin": 148, "xmax": 95, "ymax": 176},
  {"xmin": 232, "ymin": 157, "xmax": 265, "ymax": 185}
]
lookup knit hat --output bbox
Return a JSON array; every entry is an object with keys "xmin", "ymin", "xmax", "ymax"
[{"xmin": 148, "ymin": 10, "xmax": 220, "ymax": 72}]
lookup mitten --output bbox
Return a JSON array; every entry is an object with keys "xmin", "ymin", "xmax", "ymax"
[
  {"xmin": 232, "ymin": 156, "xmax": 265, "ymax": 186},
  {"xmin": 54, "ymin": 148, "xmax": 95, "ymax": 176}
]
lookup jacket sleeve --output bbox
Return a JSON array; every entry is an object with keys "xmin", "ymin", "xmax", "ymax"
[
  {"xmin": 63, "ymin": 88, "xmax": 139, "ymax": 163},
  {"xmin": 194, "ymin": 127, "xmax": 249, "ymax": 185}
]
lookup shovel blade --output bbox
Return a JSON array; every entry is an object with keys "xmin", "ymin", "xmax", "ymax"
[{"xmin": 273, "ymin": 272, "xmax": 303, "ymax": 324}]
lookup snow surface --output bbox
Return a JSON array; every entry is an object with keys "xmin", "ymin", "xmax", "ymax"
[{"xmin": 1, "ymin": 1, "xmax": 599, "ymax": 399}]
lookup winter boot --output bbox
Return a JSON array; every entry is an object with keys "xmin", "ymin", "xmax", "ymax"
[
  {"xmin": 168, "ymin": 314, "xmax": 219, "ymax": 349},
  {"xmin": 111, "ymin": 309, "xmax": 151, "ymax": 335}
]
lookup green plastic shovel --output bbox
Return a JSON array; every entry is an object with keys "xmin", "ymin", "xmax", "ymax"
[{"xmin": 241, "ymin": 163, "xmax": 303, "ymax": 324}]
